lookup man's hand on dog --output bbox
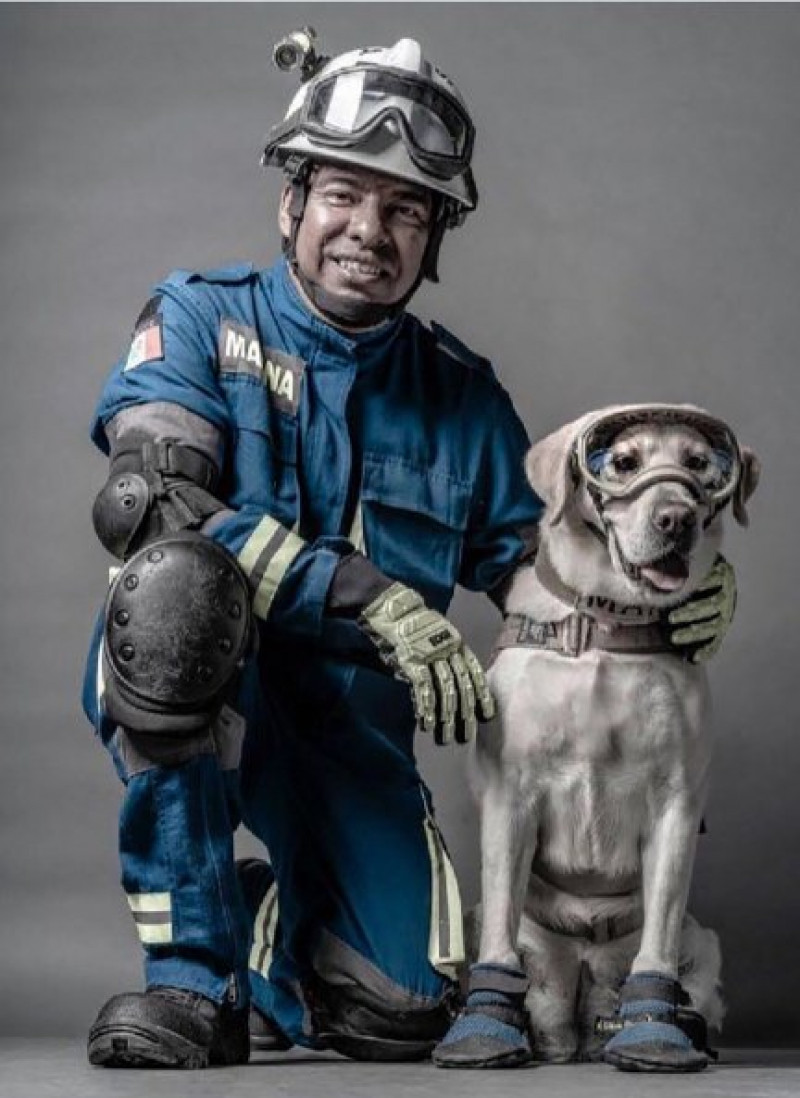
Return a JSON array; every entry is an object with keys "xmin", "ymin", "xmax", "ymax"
[
  {"xmin": 667, "ymin": 556, "xmax": 737, "ymax": 663},
  {"xmin": 360, "ymin": 582, "xmax": 495, "ymax": 744}
]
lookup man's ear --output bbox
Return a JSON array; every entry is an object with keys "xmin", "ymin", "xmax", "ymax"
[
  {"xmin": 733, "ymin": 446, "xmax": 761, "ymax": 527},
  {"xmin": 278, "ymin": 183, "xmax": 294, "ymax": 239}
]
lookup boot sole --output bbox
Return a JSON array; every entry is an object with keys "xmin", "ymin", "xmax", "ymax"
[
  {"xmin": 432, "ymin": 1047, "xmax": 534, "ymax": 1070},
  {"xmin": 604, "ymin": 1048, "xmax": 709, "ymax": 1073},
  {"xmin": 87, "ymin": 1022, "xmax": 210, "ymax": 1069}
]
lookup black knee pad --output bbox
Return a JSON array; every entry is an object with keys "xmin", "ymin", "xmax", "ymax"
[{"xmin": 103, "ymin": 532, "xmax": 252, "ymax": 735}]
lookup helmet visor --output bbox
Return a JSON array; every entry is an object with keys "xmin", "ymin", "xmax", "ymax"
[
  {"xmin": 576, "ymin": 406, "xmax": 742, "ymax": 505},
  {"xmin": 302, "ymin": 66, "xmax": 473, "ymax": 179}
]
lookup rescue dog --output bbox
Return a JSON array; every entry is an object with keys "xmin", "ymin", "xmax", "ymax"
[{"xmin": 469, "ymin": 404, "xmax": 759, "ymax": 1070}]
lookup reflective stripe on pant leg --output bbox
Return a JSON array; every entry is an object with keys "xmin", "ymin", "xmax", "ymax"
[
  {"xmin": 238, "ymin": 516, "xmax": 305, "ymax": 619},
  {"xmin": 249, "ymin": 880, "xmax": 279, "ymax": 981},
  {"xmin": 422, "ymin": 816, "xmax": 464, "ymax": 979},
  {"xmin": 127, "ymin": 891, "xmax": 173, "ymax": 945}
]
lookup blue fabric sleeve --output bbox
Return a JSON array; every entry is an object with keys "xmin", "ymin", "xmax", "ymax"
[
  {"xmin": 89, "ymin": 277, "xmax": 345, "ymax": 638},
  {"xmin": 459, "ymin": 384, "xmax": 544, "ymax": 594},
  {"xmin": 91, "ymin": 275, "xmax": 232, "ymax": 453}
]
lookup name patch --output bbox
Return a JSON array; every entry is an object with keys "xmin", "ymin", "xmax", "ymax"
[{"xmin": 218, "ymin": 319, "xmax": 305, "ymax": 416}]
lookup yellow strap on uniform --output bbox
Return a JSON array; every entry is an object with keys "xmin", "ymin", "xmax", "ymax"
[
  {"xmin": 238, "ymin": 516, "xmax": 306, "ymax": 619},
  {"xmin": 347, "ymin": 501, "xmax": 365, "ymax": 553}
]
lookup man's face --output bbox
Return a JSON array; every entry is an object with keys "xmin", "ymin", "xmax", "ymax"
[{"xmin": 280, "ymin": 164, "xmax": 433, "ymax": 309}]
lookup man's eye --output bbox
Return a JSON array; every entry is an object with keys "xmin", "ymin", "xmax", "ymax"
[
  {"xmin": 324, "ymin": 189, "xmax": 356, "ymax": 205},
  {"xmin": 611, "ymin": 453, "xmax": 640, "ymax": 475},
  {"xmin": 395, "ymin": 204, "xmax": 428, "ymax": 226}
]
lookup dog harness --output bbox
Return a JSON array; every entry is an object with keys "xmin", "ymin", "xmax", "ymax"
[{"xmin": 493, "ymin": 549, "xmax": 673, "ymax": 660}]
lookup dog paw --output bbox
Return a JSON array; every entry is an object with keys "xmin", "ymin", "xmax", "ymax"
[
  {"xmin": 602, "ymin": 972, "xmax": 709, "ymax": 1074},
  {"xmin": 432, "ymin": 963, "xmax": 533, "ymax": 1070}
]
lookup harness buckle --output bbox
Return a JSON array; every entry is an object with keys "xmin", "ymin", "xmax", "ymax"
[{"xmin": 563, "ymin": 614, "xmax": 592, "ymax": 657}]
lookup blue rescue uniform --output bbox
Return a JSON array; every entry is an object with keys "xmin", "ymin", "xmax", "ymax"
[{"xmin": 83, "ymin": 257, "xmax": 543, "ymax": 1046}]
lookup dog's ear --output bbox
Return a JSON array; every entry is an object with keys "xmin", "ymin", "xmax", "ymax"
[
  {"xmin": 733, "ymin": 446, "xmax": 761, "ymax": 527},
  {"xmin": 524, "ymin": 421, "xmax": 580, "ymax": 526}
]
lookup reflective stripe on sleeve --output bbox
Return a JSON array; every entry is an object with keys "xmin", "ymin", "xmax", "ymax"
[
  {"xmin": 127, "ymin": 892, "xmax": 173, "ymax": 945},
  {"xmin": 423, "ymin": 818, "xmax": 464, "ymax": 978},
  {"xmin": 238, "ymin": 516, "xmax": 305, "ymax": 619},
  {"xmin": 347, "ymin": 501, "xmax": 365, "ymax": 553},
  {"xmin": 248, "ymin": 882, "xmax": 279, "ymax": 980}
]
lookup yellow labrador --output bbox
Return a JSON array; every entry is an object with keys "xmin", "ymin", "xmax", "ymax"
[{"xmin": 471, "ymin": 404, "xmax": 759, "ymax": 1067}]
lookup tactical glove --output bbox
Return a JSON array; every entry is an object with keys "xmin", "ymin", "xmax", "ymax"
[
  {"xmin": 667, "ymin": 556, "xmax": 737, "ymax": 664},
  {"xmin": 359, "ymin": 582, "xmax": 495, "ymax": 745}
]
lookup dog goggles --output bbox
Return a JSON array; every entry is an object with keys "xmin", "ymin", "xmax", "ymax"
[
  {"xmin": 575, "ymin": 405, "xmax": 743, "ymax": 507},
  {"xmin": 276, "ymin": 65, "xmax": 475, "ymax": 181}
]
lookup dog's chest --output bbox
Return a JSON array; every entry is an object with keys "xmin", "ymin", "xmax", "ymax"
[
  {"xmin": 488, "ymin": 650, "xmax": 709, "ymax": 877},
  {"xmin": 490, "ymin": 649, "xmax": 709, "ymax": 786}
]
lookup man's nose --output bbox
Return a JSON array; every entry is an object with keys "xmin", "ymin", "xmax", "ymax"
[{"xmin": 347, "ymin": 197, "xmax": 389, "ymax": 246}]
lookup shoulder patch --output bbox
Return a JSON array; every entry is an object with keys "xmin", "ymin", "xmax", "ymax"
[
  {"xmin": 133, "ymin": 294, "xmax": 162, "ymax": 331},
  {"xmin": 430, "ymin": 321, "xmax": 492, "ymax": 374},
  {"xmin": 124, "ymin": 313, "xmax": 164, "ymax": 372}
]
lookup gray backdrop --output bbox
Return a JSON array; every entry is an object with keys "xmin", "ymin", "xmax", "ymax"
[{"xmin": 1, "ymin": 3, "xmax": 797, "ymax": 1044}]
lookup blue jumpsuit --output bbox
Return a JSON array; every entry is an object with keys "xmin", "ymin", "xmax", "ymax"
[{"xmin": 82, "ymin": 257, "xmax": 543, "ymax": 1046}]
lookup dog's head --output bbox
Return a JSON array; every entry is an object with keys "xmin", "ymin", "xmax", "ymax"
[{"xmin": 526, "ymin": 403, "xmax": 760, "ymax": 604}]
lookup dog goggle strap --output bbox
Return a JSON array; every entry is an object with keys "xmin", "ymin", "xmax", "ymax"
[{"xmin": 298, "ymin": 67, "xmax": 474, "ymax": 179}]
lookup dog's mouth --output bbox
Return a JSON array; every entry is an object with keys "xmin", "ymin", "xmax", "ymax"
[{"xmin": 619, "ymin": 548, "xmax": 690, "ymax": 593}]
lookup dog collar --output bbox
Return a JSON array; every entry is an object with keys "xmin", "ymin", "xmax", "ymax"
[
  {"xmin": 493, "ymin": 545, "xmax": 671, "ymax": 660},
  {"xmin": 493, "ymin": 612, "xmax": 670, "ymax": 660}
]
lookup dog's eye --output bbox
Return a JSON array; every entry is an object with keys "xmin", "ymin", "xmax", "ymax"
[
  {"xmin": 683, "ymin": 453, "xmax": 710, "ymax": 473},
  {"xmin": 611, "ymin": 453, "xmax": 640, "ymax": 476}
]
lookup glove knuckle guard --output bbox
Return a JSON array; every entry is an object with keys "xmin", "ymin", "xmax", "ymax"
[{"xmin": 103, "ymin": 532, "xmax": 252, "ymax": 731}]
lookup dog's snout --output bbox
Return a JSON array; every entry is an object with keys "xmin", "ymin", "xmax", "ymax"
[{"xmin": 651, "ymin": 501, "xmax": 697, "ymax": 539}]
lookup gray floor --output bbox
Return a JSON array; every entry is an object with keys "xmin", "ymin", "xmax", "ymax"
[{"xmin": 2, "ymin": 1043, "xmax": 799, "ymax": 1098}]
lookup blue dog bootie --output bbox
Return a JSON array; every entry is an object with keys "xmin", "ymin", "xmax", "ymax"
[
  {"xmin": 432, "ymin": 963, "xmax": 533, "ymax": 1069},
  {"xmin": 602, "ymin": 971, "xmax": 709, "ymax": 1073}
]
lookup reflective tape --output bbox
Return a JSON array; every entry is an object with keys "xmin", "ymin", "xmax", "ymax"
[
  {"xmin": 347, "ymin": 501, "xmax": 365, "ymax": 553},
  {"xmin": 423, "ymin": 817, "xmax": 464, "ymax": 978},
  {"xmin": 127, "ymin": 892, "xmax": 172, "ymax": 945},
  {"xmin": 248, "ymin": 882, "xmax": 279, "ymax": 980},
  {"xmin": 238, "ymin": 516, "xmax": 305, "ymax": 619}
]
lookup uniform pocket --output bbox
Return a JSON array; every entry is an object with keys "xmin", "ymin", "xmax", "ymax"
[
  {"xmin": 222, "ymin": 377, "xmax": 298, "ymax": 518},
  {"xmin": 360, "ymin": 454, "xmax": 471, "ymax": 609}
]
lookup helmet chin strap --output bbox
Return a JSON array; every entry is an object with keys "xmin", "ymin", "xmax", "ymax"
[{"xmin": 282, "ymin": 165, "xmax": 447, "ymax": 330}]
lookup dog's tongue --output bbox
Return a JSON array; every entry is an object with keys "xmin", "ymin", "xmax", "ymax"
[{"xmin": 640, "ymin": 554, "xmax": 689, "ymax": 592}]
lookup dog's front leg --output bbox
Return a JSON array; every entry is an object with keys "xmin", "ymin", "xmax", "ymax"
[
  {"xmin": 603, "ymin": 794, "xmax": 710, "ymax": 1072},
  {"xmin": 635, "ymin": 795, "xmax": 704, "ymax": 977},
  {"xmin": 478, "ymin": 772, "xmax": 539, "ymax": 968}
]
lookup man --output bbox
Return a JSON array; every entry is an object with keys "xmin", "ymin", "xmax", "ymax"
[{"xmin": 82, "ymin": 34, "xmax": 736, "ymax": 1070}]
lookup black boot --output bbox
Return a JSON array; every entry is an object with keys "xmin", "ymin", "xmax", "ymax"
[
  {"xmin": 249, "ymin": 1004, "xmax": 293, "ymax": 1052},
  {"xmin": 87, "ymin": 986, "xmax": 250, "ymax": 1068}
]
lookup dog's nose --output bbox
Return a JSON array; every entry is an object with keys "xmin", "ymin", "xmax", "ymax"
[{"xmin": 651, "ymin": 502, "xmax": 697, "ymax": 538}]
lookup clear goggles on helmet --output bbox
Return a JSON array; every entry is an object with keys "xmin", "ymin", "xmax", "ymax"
[
  {"xmin": 575, "ymin": 406, "xmax": 743, "ymax": 506},
  {"xmin": 282, "ymin": 65, "xmax": 474, "ymax": 181}
]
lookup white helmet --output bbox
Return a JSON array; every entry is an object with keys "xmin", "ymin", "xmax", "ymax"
[{"xmin": 263, "ymin": 36, "xmax": 478, "ymax": 225}]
